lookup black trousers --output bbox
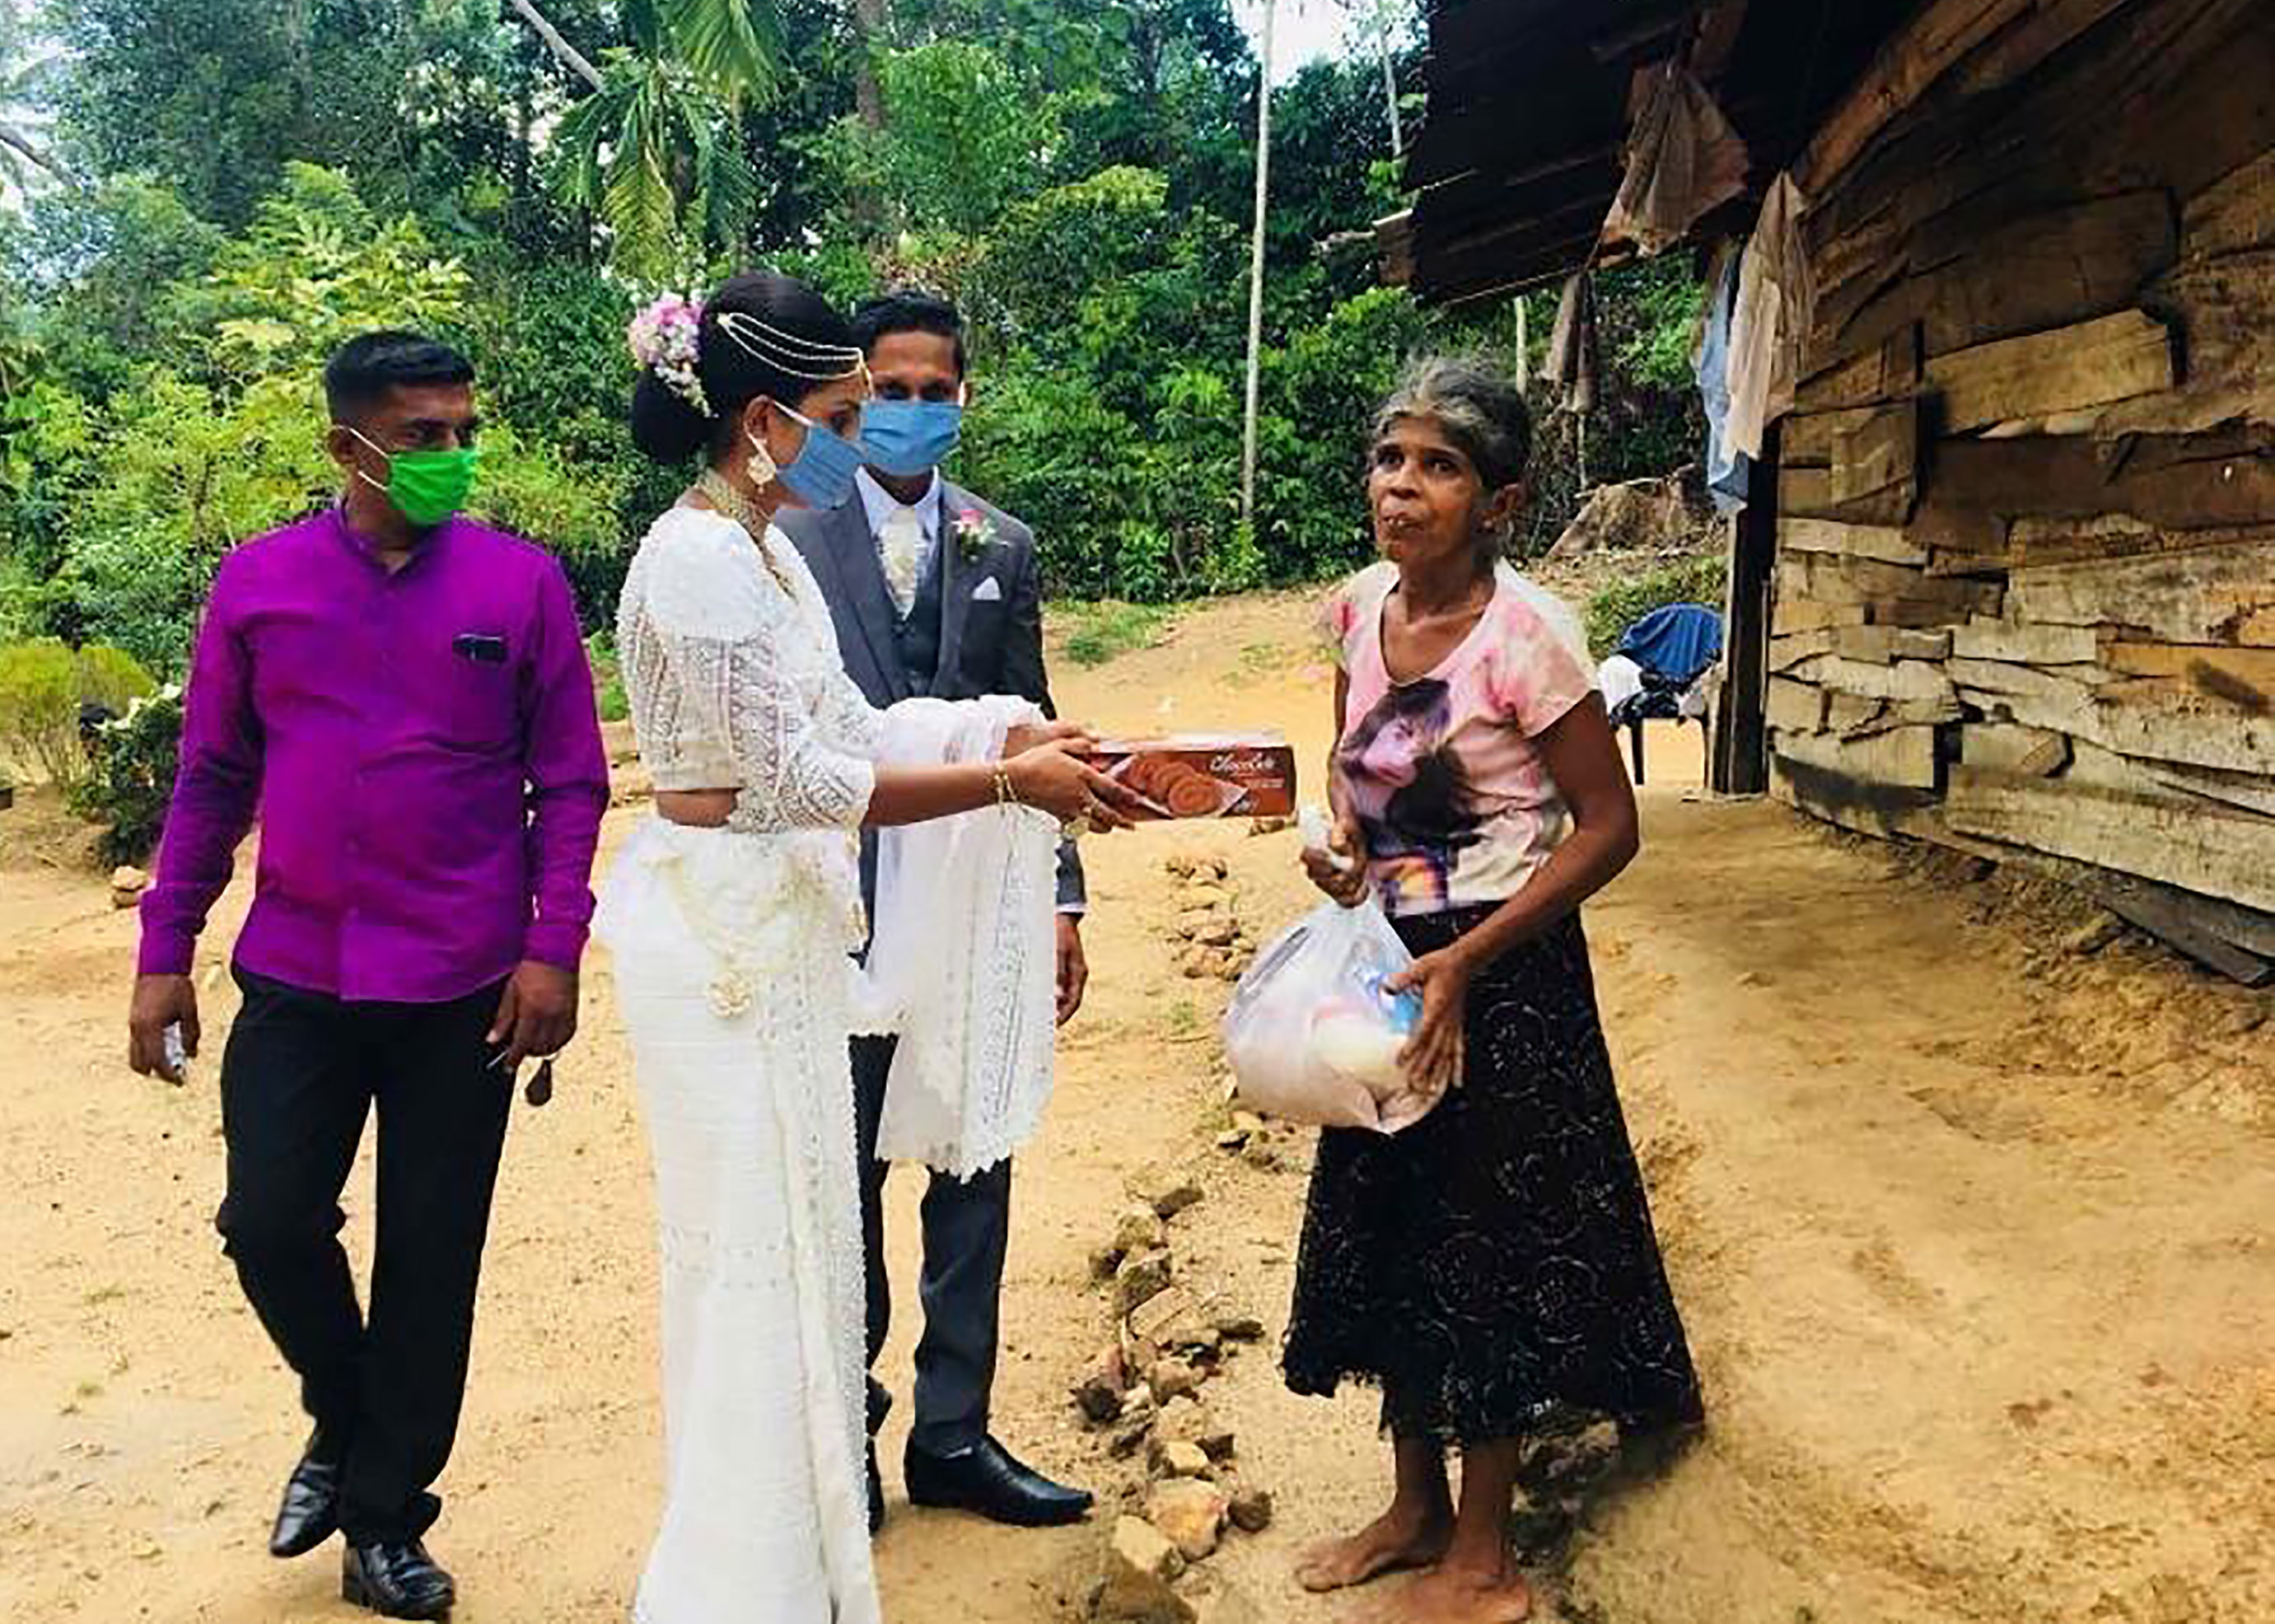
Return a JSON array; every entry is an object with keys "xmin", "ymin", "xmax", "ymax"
[
  {"xmin": 216, "ymin": 968, "xmax": 513, "ymax": 1543},
  {"xmin": 852, "ymin": 1034, "xmax": 1012, "ymax": 1455}
]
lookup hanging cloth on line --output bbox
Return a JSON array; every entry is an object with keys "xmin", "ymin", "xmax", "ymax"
[
  {"xmin": 1603, "ymin": 63, "xmax": 1752, "ymax": 257},
  {"xmin": 1693, "ymin": 240, "xmax": 1751, "ymax": 513},
  {"xmin": 1726, "ymin": 170, "xmax": 1815, "ymax": 461},
  {"xmin": 1539, "ymin": 270, "xmax": 1600, "ymax": 418}
]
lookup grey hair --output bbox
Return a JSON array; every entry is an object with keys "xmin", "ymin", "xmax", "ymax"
[{"xmin": 1371, "ymin": 354, "xmax": 1534, "ymax": 491}]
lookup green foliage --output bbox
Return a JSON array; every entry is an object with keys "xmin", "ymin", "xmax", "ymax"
[
  {"xmin": 0, "ymin": 638, "xmax": 151, "ymax": 788},
  {"xmin": 552, "ymin": 53, "xmax": 760, "ymax": 281},
  {"xmin": 76, "ymin": 643, "xmax": 156, "ymax": 712},
  {"xmin": 1257, "ymin": 284, "xmax": 1438, "ymax": 581},
  {"xmin": 587, "ymin": 634, "xmax": 630, "ymax": 723},
  {"xmin": 1058, "ymin": 600, "xmax": 1173, "ymax": 668},
  {"xmin": 203, "ymin": 165, "xmax": 474, "ymax": 379},
  {"xmin": 6, "ymin": 0, "xmax": 1707, "ymax": 703},
  {"xmin": 72, "ymin": 681, "xmax": 182, "ymax": 864},
  {"xmin": 1585, "ymin": 552, "xmax": 1729, "ymax": 662},
  {"xmin": 835, "ymin": 41, "xmax": 1059, "ymax": 237},
  {"xmin": 58, "ymin": 373, "xmax": 334, "ymax": 671},
  {"xmin": 0, "ymin": 638, "xmax": 82, "ymax": 786},
  {"xmin": 474, "ymin": 423, "xmax": 630, "ymax": 568}
]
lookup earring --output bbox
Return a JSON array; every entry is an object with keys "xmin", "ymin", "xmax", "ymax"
[{"xmin": 745, "ymin": 428, "xmax": 778, "ymax": 487}]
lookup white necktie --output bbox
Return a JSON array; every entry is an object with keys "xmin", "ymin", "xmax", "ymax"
[{"xmin": 881, "ymin": 504, "xmax": 924, "ymax": 619}]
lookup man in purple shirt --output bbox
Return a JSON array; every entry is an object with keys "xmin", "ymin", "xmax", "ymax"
[{"xmin": 125, "ymin": 332, "xmax": 609, "ymax": 1620}]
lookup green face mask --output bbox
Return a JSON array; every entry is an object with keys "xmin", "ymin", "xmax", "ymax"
[{"xmin": 350, "ymin": 428, "xmax": 480, "ymax": 528}]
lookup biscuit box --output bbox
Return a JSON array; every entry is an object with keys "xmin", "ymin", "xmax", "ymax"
[{"xmin": 1091, "ymin": 734, "xmax": 1297, "ymax": 821}]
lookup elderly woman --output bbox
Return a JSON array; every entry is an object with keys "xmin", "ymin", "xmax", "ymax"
[{"xmin": 1286, "ymin": 357, "xmax": 1703, "ymax": 1623}]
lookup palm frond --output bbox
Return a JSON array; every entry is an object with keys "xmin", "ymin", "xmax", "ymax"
[{"xmin": 661, "ymin": 0, "xmax": 781, "ymax": 103}]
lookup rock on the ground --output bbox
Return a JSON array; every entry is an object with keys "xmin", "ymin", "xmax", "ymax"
[
  {"xmin": 1226, "ymin": 1484, "xmax": 1274, "ymax": 1533},
  {"xmin": 1114, "ymin": 1206, "xmax": 1168, "ymax": 1258},
  {"xmin": 1109, "ymin": 1415, "xmax": 1155, "ymax": 1459},
  {"xmin": 110, "ymin": 866, "xmax": 149, "ymax": 909},
  {"xmin": 1148, "ymin": 1358, "xmax": 1202, "ymax": 1405},
  {"xmin": 1097, "ymin": 1515, "xmax": 1193, "ymax": 1624},
  {"xmin": 1155, "ymin": 1396, "xmax": 1235, "ymax": 1463},
  {"xmin": 1152, "ymin": 1440, "xmax": 1212, "ymax": 1480},
  {"xmin": 1074, "ymin": 1348, "xmax": 1129, "ymax": 1424},
  {"xmin": 1128, "ymin": 1165, "xmax": 1205, "ymax": 1220},
  {"xmin": 1146, "ymin": 1479, "xmax": 1230, "ymax": 1561},
  {"xmin": 1212, "ymin": 1310, "xmax": 1266, "ymax": 1343},
  {"xmin": 1115, "ymin": 1248, "xmax": 1175, "ymax": 1315}
]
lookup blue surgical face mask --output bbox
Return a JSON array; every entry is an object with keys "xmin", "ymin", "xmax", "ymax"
[
  {"xmin": 862, "ymin": 398, "xmax": 963, "ymax": 477},
  {"xmin": 764, "ymin": 404, "xmax": 868, "ymax": 511}
]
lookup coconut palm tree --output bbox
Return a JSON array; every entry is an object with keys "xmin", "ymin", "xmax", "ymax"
[{"xmin": 508, "ymin": 0, "xmax": 780, "ymax": 277}]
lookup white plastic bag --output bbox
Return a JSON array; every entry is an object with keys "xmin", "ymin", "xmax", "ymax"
[{"xmin": 1221, "ymin": 898, "xmax": 1442, "ymax": 1133}]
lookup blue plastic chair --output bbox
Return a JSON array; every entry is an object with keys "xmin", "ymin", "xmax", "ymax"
[{"xmin": 1607, "ymin": 603, "xmax": 1723, "ymax": 784}]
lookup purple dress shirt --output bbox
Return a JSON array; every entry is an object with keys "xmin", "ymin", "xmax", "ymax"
[{"xmin": 138, "ymin": 508, "xmax": 610, "ymax": 1004}]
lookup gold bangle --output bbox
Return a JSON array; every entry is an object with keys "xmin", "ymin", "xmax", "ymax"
[{"xmin": 993, "ymin": 764, "xmax": 1021, "ymax": 807}]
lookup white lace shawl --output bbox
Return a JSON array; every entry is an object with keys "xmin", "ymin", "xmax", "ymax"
[{"xmin": 855, "ymin": 696, "xmax": 1063, "ymax": 1179}]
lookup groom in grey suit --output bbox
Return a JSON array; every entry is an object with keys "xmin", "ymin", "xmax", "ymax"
[{"xmin": 779, "ymin": 291, "xmax": 1095, "ymax": 1533}]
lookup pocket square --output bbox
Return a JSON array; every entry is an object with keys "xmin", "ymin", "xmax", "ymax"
[{"xmin": 971, "ymin": 576, "xmax": 1004, "ymax": 604}]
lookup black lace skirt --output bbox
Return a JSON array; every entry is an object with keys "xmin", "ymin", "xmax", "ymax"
[{"xmin": 1282, "ymin": 906, "xmax": 1704, "ymax": 1446}]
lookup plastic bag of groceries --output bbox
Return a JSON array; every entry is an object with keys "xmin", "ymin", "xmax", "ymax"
[{"xmin": 1221, "ymin": 898, "xmax": 1444, "ymax": 1133}]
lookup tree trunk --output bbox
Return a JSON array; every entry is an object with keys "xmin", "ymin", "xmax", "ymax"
[
  {"xmin": 284, "ymin": 0, "xmax": 317, "ymax": 152},
  {"xmin": 507, "ymin": 0, "xmax": 606, "ymax": 92},
  {"xmin": 853, "ymin": 0, "xmax": 890, "ymax": 132},
  {"xmin": 848, "ymin": 0, "xmax": 892, "ymax": 237},
  {"xmin": 0, "ymin": 124, "xmax": 69, "ymax": 184},
  {"xmin": 1240, "ymin": 0, "xmax": 1278, "ymax": 530}
]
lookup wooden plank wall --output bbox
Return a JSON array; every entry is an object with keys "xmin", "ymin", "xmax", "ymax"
[{"xmin": 1764, "ymin": 0, "xmax": 2275, "ymax": 979}]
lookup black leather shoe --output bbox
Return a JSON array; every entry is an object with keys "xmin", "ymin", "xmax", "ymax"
[
  {"xmin": 342, "ymin": 1539, "xmax": 455, "ymax": 1620},
  {"xmin": 904, "ymin": 1435, "xmax": 1094, "ymax": 1528},
  {"xmin": 268, "ymin": 1432, "xmax": 345, "ymax": 1558},
  {"xmin": 867, "ymin": 1443, "xmax": 886, "ymax": 1535}
]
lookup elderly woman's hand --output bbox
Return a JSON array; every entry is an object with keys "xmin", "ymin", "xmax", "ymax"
[
  {"xmin": 1387, "ymin": 945, "xmax": 1472, "ymax": 1098},
  {"xmin": 1301, "ymin": 810, "xmax": 1371, "ymax": 908}
]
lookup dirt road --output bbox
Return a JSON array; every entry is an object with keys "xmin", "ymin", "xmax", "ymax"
[{"xmin": 2, "ymin": 590, "xmax": 2268, "ymax": 1622}]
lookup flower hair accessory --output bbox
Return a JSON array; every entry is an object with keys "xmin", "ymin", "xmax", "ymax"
[{"xmin": 629, "ymin": 292, "xmax": 710, "ymax": 418}]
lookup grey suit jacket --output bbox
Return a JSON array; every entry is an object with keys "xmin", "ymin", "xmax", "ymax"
[{"xmin": 778, "ymin": 481, "xmax": 1087, "ymax": 917}]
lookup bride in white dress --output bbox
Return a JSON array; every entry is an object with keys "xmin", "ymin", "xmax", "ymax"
[{"xmin": 596, "ymin": 272, "xmax": 1129, "ymax": 1623}]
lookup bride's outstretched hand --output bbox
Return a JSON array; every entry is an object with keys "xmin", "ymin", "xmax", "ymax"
[
  {"xmin": 1006, "ymin": 740, "xmax": 1142, "ymax": 830},
  {"xmin": 1004, "ymin": 720, "xmax": 1094, "ymax": 758}
]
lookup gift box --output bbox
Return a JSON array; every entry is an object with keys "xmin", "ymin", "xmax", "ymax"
[{"xmin": 1092, "ymin": 734, "xmax": 1297, "ymax": 820}]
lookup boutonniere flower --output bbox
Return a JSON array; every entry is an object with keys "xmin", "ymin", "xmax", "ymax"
[{"xmin": 951, "ymin": 507, "xmax": 1001, "ymax": 565}]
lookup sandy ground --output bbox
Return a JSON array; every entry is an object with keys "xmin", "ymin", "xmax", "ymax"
[{"xmin": 2, "ymin": 588, "xmax": 2270, "ymax": 1623}]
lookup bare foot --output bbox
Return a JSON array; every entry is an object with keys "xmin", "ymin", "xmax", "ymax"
[
  {"xmin": 1351, "ymin": 1559, "xmax": 1535, "ymax": 1623},
  {"xmin": 1296, "ymin": 1505, "xmax": 1454, "ymax": 1594}
]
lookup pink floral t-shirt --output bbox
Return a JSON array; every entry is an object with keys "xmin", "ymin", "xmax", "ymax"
[{"xmin": 1322, "ymin": 562, "xmax": 1596, "ymax": 917}]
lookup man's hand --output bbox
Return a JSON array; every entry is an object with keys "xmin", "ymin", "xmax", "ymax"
[
  {"xmin": 1054, "ymin": 914, "xmax": 1088, "ymax": 1025},
  {"xmin": 488, "ymin": 961, "xmax": 579, "ymax": 1075},
  {"xmin": 128, "ymin": 973, "xmax": 201, "ymax": 1085}
]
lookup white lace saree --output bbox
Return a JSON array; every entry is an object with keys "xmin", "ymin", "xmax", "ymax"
[{"xmin": 596, "ymin": 507, "xmax": 1058, "ymax": 1624}]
